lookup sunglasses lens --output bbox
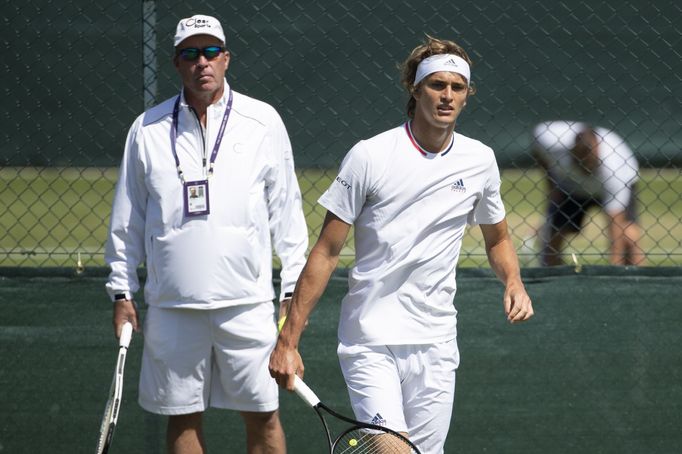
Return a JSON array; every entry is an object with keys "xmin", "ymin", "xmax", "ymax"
[
  {"xmin": 180, "ymin": 48, "xmax": 200, "ymax": 61},
  {"xmin": 203, "ymin": 47, "xmax": 223, "ymax": 60},
  {"xmin": 178, "ymin": 47, "xmax": 223, "ymax": 61}
]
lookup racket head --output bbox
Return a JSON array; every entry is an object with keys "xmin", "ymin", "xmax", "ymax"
[
  {"xmin": 95, "ymin": 380, "xmax": 118, "ymax": 454},
  {"xmin": 316, "ymin": 402, "xmax": 420, "ymax": 453},
  {"xmin": 95, "ymin": 322, "xmax": 133, "ymax": 453},
  {"xmin": 332, "ymin": 422, "xmax": 420, "ymax": 453},
  {"xmin": 294, "ymin": 377, "xmax": 421, "ymax": 453}
]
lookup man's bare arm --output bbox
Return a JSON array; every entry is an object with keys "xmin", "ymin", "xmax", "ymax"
[{"xmin": 269, "ymin": 211, "xmax": 351, "ymax": 390}]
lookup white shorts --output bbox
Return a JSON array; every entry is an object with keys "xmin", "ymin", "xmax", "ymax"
[
  {"xmin": 337, "ymin": 340, "xmax": 459, "ymax": 454},
  {"xmin": 139, "ymin": 303, "xmax": 279, "ymax": 415}
]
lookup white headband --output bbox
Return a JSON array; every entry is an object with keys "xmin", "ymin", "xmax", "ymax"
[{"xmin": 414, "ymin": 54, "xmax": 471, "ymax": 86}]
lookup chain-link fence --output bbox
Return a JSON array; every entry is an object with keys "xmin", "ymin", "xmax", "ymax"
[{"xmin": 1, "ymin": 0, "xmax": 681, "ymax": 268}]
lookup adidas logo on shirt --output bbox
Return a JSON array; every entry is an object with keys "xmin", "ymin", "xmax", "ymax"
[
  {"xmin": 450, "ymin": 178, "xmax": 466, "ymax": 193},
  {"xmin": 370, "ymin": 412, "xmax": 387, "ymax": 427}
]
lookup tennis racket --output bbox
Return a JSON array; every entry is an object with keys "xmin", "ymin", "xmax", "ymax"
[
  {"xmin": 293, "ymin": 376, "xmax": 421, "ymax": 453},
  {"xmin": 95, "ymin": 322, "xmax": 133, "ymax": 454}
]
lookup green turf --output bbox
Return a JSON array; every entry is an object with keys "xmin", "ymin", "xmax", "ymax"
[
  {"xmin": 1, "ymin": 167, "xmax": 681, "ymax": 267},
  {"xmin": 0, "ymin": 268, "xmax": 680, "ymax": 453}
]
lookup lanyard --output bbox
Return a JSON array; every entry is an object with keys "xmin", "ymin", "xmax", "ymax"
[{"xmin": 170, "ymin": 89, "xmax": 234, "ymax": 183}]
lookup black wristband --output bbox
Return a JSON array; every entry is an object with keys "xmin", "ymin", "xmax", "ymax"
[
  {"xmin": 114, "ymin": 293, "xmax": 127, "ymax": 301},
  {"xmin": 284, "ymin": 292, "xmax": 293, "ymax": 298}
]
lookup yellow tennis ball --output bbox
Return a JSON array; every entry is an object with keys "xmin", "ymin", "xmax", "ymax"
[
  {"xmin": 277, "ymin": 316, "xmax": 287, "ymax": 332},
  {"xmin": 349, "ymin": 438, "xmax": 358, "ymax": 447}
]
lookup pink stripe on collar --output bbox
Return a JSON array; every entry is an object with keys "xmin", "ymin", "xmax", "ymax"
[{"xmin": 404, "ymin": 122, "xmax": 454, "ymax": 157}]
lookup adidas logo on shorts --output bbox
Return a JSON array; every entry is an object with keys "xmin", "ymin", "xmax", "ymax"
[{"xmin": 370, "ymin": 412, "xmax": 387, "ymax": 427}]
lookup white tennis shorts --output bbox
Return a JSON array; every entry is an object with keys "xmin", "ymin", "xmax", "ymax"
[
  {"xmin": 337, "ymin": 340, "xmax": 459, "ymax": 454},
  {"xmin": 139, "ymin": 303, "xmax": 279, "ymax": 415}
]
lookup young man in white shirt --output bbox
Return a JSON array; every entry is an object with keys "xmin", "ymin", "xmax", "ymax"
[
  {"xmin": 533, "ymin": 121, "xmax": 644, "ymax": 266},
  {"xmin": 269, "ymin": 36, "xmax": 534, "ymax": 453},
  {"xmin": 105, "ymin": 14, "xmax": 308, "ymax": 453}
]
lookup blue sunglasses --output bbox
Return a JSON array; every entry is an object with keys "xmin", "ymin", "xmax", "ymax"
[{"xmin": 177, "ymin": 46, "xmax": 225, "ymax": 61}]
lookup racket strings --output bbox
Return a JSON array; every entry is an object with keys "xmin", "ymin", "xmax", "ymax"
[{"xmin": 334, "ymin": 428, "xmax": 417, "ymax": 453}]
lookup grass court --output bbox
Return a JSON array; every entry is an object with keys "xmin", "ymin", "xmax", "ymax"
[{"xmin": 1, "ymin": 167, "xmax": 681, "ymax": 267}]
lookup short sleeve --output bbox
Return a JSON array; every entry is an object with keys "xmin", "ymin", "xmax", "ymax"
[
  {"xmin": 469, "ymin": 156, "xmax": 506, "ymax": 226},
  {"xmin": 318, "ymin": 142, "xmax": 371, "ymax": 224}
]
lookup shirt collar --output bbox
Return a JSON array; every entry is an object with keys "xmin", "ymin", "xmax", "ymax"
[{"xmin": 178, "ymin": 79, "xmax": 231, "ymax": 109}]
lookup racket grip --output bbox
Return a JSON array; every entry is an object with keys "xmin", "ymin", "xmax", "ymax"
[
  {"xmin": 119, "ymin": 321, "xmax": 133, "ymax": 348},
  {"xmin": 293, "ymin": 376, "xmax": 321, "ymax": 408}
]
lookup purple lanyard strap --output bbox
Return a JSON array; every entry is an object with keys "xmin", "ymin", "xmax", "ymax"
[{"xmin": 170, "ymin": 90, "xmax": 234, "ymax": 183}]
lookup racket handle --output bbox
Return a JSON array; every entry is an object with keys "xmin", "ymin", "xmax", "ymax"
[
  {"xmin": 119, "ymin": 321, "xmax": 133, "ymax": 348},
  {"xmin": 293, "ymin": 376, "xmax": 321, "ymax": 408}
]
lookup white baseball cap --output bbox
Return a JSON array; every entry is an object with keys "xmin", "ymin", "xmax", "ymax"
[{"xmin": 174, "ymin": 15, "xmax": 226, "ymax": 47}]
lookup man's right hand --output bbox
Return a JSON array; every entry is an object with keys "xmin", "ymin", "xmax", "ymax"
[
  {"xmin": 113, "ymin": 299, "xmax": 139, "ymax": 337},
  {"xmin": 268, "ymin": 340, "xmax": 304, "ymax": 391}
]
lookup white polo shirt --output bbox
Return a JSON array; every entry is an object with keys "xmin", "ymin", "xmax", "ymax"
[
  {"xmin": 533, "ymin": 121, "xmax": 639, "ymax": 213},
  {"xmin": 320, "ymin": 123, "xmax": 506, "ymax": 346}
]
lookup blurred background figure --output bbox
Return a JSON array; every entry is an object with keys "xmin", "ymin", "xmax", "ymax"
[{"xmin": 532, "ymin": 121, "xmax": 644, "ymax": 266}]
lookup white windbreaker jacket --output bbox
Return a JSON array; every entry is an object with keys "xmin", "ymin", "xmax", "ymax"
[{"xmin": 105, "ymin": 83, "xmax": 308, "ymax": 308}]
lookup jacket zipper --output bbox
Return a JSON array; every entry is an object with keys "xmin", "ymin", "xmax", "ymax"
[{"xmin": 189, "ymin": 106, "xmax": 208, "ymax": 177}]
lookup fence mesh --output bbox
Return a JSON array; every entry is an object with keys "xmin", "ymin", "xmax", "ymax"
[{"xmin": 1, "ymin": 0, "xmax": 681, "ymax": 268}]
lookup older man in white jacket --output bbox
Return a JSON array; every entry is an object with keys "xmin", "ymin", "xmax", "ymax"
[{"xmin": 104, "ymin": 14, "xmax": 307, "ymax": 454}]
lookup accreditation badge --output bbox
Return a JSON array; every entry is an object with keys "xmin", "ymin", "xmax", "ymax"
[{"xmin": 184, "ymin": 180, "xmax": 210, "ymax": 216}]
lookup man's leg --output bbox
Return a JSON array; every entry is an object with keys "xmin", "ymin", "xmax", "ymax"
[
  {"xmin": 623, "ymin": 222, "xmax": 645, "ymax": 265},
  {"xmin": 623, "ymin": 187, "xmax": 645, "ymax": 265},
  {"xmin": 543, "ymin": 228, "xmax": 567, "ymax": 266},
  {"xmin": 539, "ymin": 216, "xmax": 567, "ymax": 266},
  {"xmin": 167, "ymin": 412, "xmax": 206, "ymax": 454},
  {"xmin": 241, "ymin": 410, "xmax": 286, "ymax": 454},
  {"xmin": 541, "ymin": 193, "xmax": 590, "ymax": 266}
]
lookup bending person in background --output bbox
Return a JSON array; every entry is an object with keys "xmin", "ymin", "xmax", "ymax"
[
  {"xmin": 269, "ymin": 36, "xmax": 534, "ymax": 453},
  {"xmin": 104, "ymin": 14, "xmax": 308, "ymax": 453},
  {"xmin": 532, "ymin": 121, "xmax": 644, "ymax": 266}
]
